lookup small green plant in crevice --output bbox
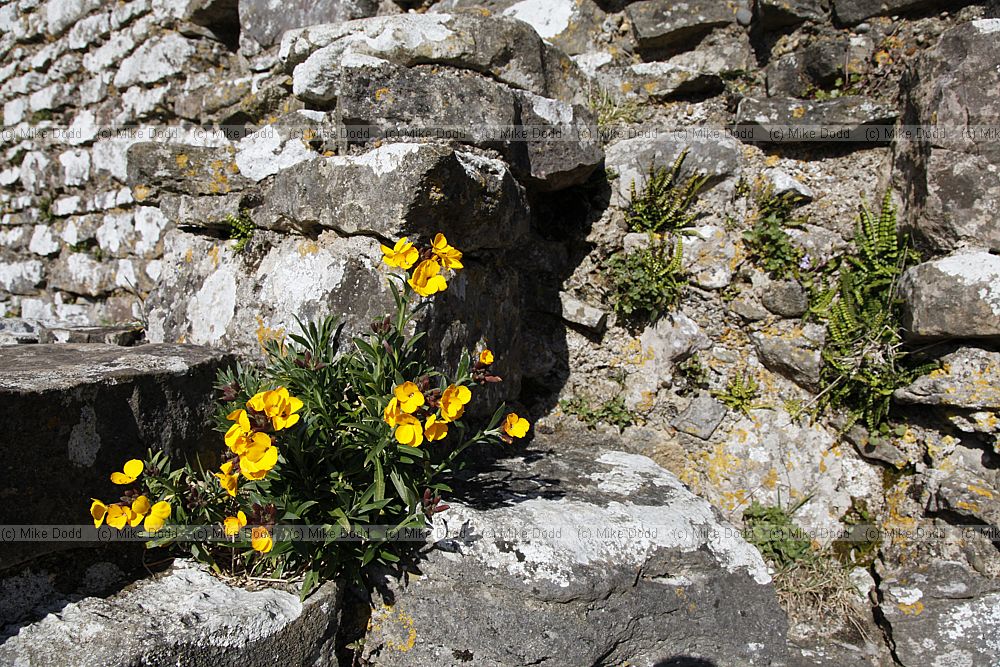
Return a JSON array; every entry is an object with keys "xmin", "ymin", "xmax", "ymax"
[
  {"xmin": 606, "ymin": 236, "xmax": 685, "ymax": 324},
  {"xmin": 814, "ymin": 191, "xmax": 932, "ymax": 434},
  {"xmin": 560, "ymin": 394, "xmax": 636, "ymax": 432},
  {"xmin": 588, "ymin": 86, "xmax": 641, "ymax": 136},
  {"xmin": 226, "ymin": 210, "xmax": 256, "ymax": 253},
  {"xmin": 741, "ymin": 181, "xmax": 806, "ymax": 280},
  {"xmin": 675, "ymin": 354, "xmax": 709, "ymax": 396},
  {"xmin": 625, "ymin": 150, "xmax": 708, "ymax": 235},
  {"xmin": 38, "ymin": 197, "xmax": 54, "ymax": 224},
  {"xmin": 832, "ymin": 498, "xmax": 880, "ymax": 567},
  {"xmin": 742, "ymin": 499, "xmax": 813, "ymax": 568},
  {"xmin": 712, "ymin": 370, "xmax": 761, "ymax": 414}
]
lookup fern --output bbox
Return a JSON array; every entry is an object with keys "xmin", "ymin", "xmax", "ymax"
[
  {"xmin": 606, "ymin": 236, "xmax": 686, "ymax": 324},
  {"xmin": 626, "ymin": 150, "xmax": 708, "ymax": 234},
  {"xmin": 816, "ymin": 192, "xmax": 930, "ymax": 432}
]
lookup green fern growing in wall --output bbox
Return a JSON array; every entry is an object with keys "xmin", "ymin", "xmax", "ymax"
[
  {"xmin": 626, "ymin": 150, "xmax": 708, "ymax": 234},
  {"xmin": 816, "ymin": 192, "xmax": 931, "ymax": 433},
  {"xmin": 607, "ymin": 236, "xmax": 686, "ymax": 324}
]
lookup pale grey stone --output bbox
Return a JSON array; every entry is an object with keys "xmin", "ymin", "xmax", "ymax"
[
  {"xmin": 112, "ymin": 32, "xmax": 197, "ymax": 88},
  {"xmin": 900, "ymin": 252, "xmax": 1000, "ymax": 341},
  {"xmin": 363, "ymin": 439, "xmax": 788, "ymax": 667},
  {"xmin": 239, "ymin": 0, "xmax": 378, "ymax": 48},
  {"xmin": 673, "ymin": 392, "xmax": 727, "ymax": 440},
  {"xmin": 559, "ymin": 292, "xmax": 608, "ymax": 333}
]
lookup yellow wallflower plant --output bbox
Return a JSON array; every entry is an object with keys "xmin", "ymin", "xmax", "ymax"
[{"xmin": 96, "ymin": 233, "xmax": 526, "ymax": 600}]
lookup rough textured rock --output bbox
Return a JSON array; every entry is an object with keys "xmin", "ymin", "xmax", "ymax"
[
  {"xmin": 363, "ymin": 438, "xmax": 788, "ymax": 666},
  {"xmin": 125, "ymin": 143, "xmax": 249, "ymax": 202},
  {"xmin": 626, "ymin": 0, "xmax": 736, "ymax": 51},
  {"xmin": 878, "ymin": 559, "xmax": 1000, "ymax": 667},
  {"xmin": 895, "ymin": 19, "xmax": 1000, "ymax": 251},
  {"xmin": 757, "ymin": 0, "xmax": 826, "ymax": 29},
  {"xmin": 0, "ymin": 344, "xmax": 232, "ymax": 568},
  {"xmin": 253, "ymin": 143, "xmax": 529, "ymax": 249},
  {"xmin": 762, "ymin": 279, "xmax": 809, "ymax": 317},
  {"xmin": 735, "ymin": 96, "xmax": 897, "ymax": 144},
  {"xmin": 627, "ymin": 27, "xmax": 754, "ymax": 100},
  {"xmin": 673, "ymin": 392, "xmax": 728, "ymax": 440},
  {"xmin": 238, "ymin": 0, "xmax": 378, "ymax": 48},
  {"xmin": 752, "ymin": 321, "xmax": 825, "ymax": 390},
  {"xmin": 833, "ymin": 0, "xmax": 951, "ymax": 25},
  {"xmin": 512, "ymin": 90, "xmax": 603, "ymax": 190},
  {"xmin": 895, "ymin": 347, "xmax": 1000, "ymax": 409},
  {"xmin": 899, "ymin": 252, "xmax": 1000, "ymax": 341},
  {"xmin": 622, "ymin": 312, "xmax": 711, "ymax": 410},
  {"xmin": 281, "ymin": 13, "xmax": 589, "ymax": 106},
  {"xmin": 765, "ymin": 39, "xmax": 849, "ymax": 98},
  {"xmin": 0, "ymin": 560, "xmax": 342, "ymax": 667},
  {"xmin": 431, "ymin": 0, "xmax": 608, "ymax": 56}
]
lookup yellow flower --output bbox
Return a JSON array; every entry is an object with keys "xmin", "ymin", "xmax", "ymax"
[
  {"xmin": 440, "ymin": 384, "xmax": 472, "ymax": 422},
  {"xmin": 431, "ymin": 233, "xmax": 463, "ymax": 270},
  {"xmin": 394, "ymin": 413, "xmax": 424, "ymax": 447},
  {"xmin": 106, "ymin": 504, "xmax": 129, "ymax": 530},
  {"xmin": 225, "ymin": 409, "xmax": 252, "ymax": 451},
  {"xmin": 143, "ymin": 501, "xmax": 171, "ymax": 532},
  {"xmin": 249, "ymin": 387, "xmax": 303, "ymax": 431},
  {"xmin": 240, "ymin": 439, "xmax": 278, "ymax": 481},
  {"xmin": 111, "ymin": 459, "xmax": 143, "ymax": 485},
  {"xmin": 90, "ymin": 499, "xmax": 108, "ymax": 528},
  {"xmin": 383, "ymin": 397, "xmax": 403, "ymax": 427},
  {"xmin": 381, "ymin": 237, "xmax": 419, "ymax": 270},
  {"xmin": 424, "ymin": 414, "xmax": 448, "ymax": 441},
  {"xmin": 215, "ymin": 460, "xmax": 239, "ymax": 496},
  {"xmin": 394, "ymin": 381, "xmax": 425, "ymax": 414},
  {"xmin": 479, "ymin": 349, "xmax": 494, "ymax": 365},
  {"xmin": 129, "ymin": 495, "xmax": 151, "ymax": 527},
  {"xmin": 503, "ymin": 413, "xmax": 530, "ymax": 439},
  {"xmin": 408, "ymin": 259, "xmax": 447, "ymax": 297},
  {"xmin": 224, "ymin": 511, "xmax": 247, "ymax": 537},
  {"xmin": 251, "ymin": 526, "xmax": 273, "ymax": 553}
]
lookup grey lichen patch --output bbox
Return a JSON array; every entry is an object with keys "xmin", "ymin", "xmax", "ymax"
[{"xmin": 67, "ymin": 405, "xmax": 100, "ymax": 467}]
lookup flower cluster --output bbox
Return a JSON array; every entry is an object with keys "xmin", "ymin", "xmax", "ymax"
[
  {"xmin": 90, "ymin": 459, "xmax": 171, "ymax": 532},
  {"xmin": 381, "ymin": 347, "xmax": 530, "ymax": 448},
  {"xmin": 381, "ymin": 233, "xmax": 463, "ymax": 297},
  {"xmin": 216, "ymin": 387, "xmax": 302, "ymax": 552}
]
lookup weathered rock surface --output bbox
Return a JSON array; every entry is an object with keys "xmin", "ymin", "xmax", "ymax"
[
  {"xmin": 895, "ymin": 347, "xmax": 1000, "ymax": 409},
  {"xmin": 622, "ymin": 312, "xmax": 711, "ymax": 410},
  {"xmin": 238, "ymin": 0, "xmax": 378, "ymax": 48},
  {"xmin": 895, "ymin": 19, "xmax": 1000, "ymax": 251},
  {"xmin": 431, "ymin": 0, "xmax": 608, "ymax": 56},
  {"xmin": 735, "ymin": 96, "xmax": 897, "ymax": 144},
  {"xmin": 833, "ymin": 0, "xmax": 951, "ymax": 25},
  {"xmin": 512, "ymin": 90, "xmax": 602, "ymax": 190},
  {"xmin": 626, "ymin": 0, "xmax": 736, "ymax": 51},
  {"xmin": 765, "ymin": 39, "xmax": 849, "ymax": 98},
  {"xmin": 673, "ymin": 392, "xmax": 728, "ymax": 440},
  {"xmin": 878, "ymin": 559, "xmax": 1000, "ymax": 667},
  {"xmin": 899, "ymin": 252, "xmax": 1000, "ymax": 341},
  {"xmin": 255, "ymin": 143, "xmax": 530, "ymax": 248},
  {"xmin": 281, "ymin": 13, "xmax": 589, "ymax": 105},
  {"xmin": 0, "ymin": 344, "xmax": 232, "ymax": 568},
  {"xmin": 0, "ymin": 560, "xmax": 342, "ymax": 667},
  {"xmin": 363, "ymin": 438, "xmax": 788, "ymax": 666},
  {"xmin": 757, "ymin": 0, "xmax": 826, "ymax": 29},
  {"xmin": 752, "ymin": 321, "xmax": 825, "ymax": 390},
  {"xmin": 627, "ymin": 27, "xmax": 754, "ymax": 100}
]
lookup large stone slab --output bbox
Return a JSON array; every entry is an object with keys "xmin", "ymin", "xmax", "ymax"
[
  {"xmin": 833, "ymin": 0, "xmax": 951, "ymax": 25},
  {"xmin": 255, "ymin": 143, "xmax": 529, "ymax": 250},
  {"xmin": 0, "ymin": 560, "xmax": 342, "ymax": 667},
  {"xmin": 626, "ymin": 0, "xmax": 736, "ymax": 51},
  {"xmin": 363, "ymin": 438, "xmax": 789, "ymax": 666},
  {"xmin": 878, "ymin": 559, "xmax": 1000, "ymax": 667},
  {"xmin": 238, "ymin": 0, "xmax": 378, "ymax": 48},
  {"xmin": 899, "ymin": 252, "xmax": 1000, "ymax": 341},
  {"xmin": 0, "ymin": 344, "xmax": 233, "ymax": 568},
  {"xmin": 280, "ymin": 12, "xmax": 589, "ymax": 105},
  {"xmin": 894, "ymin": 20, "xmax": 1000, "ymax": 251},
  {"xmin": 734, "ymin": 96, "xmax": 897, "ymax": 145},
  {"xmin": 895, "ymin": 347, "xmax": 1000, "ymax": 409}
]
